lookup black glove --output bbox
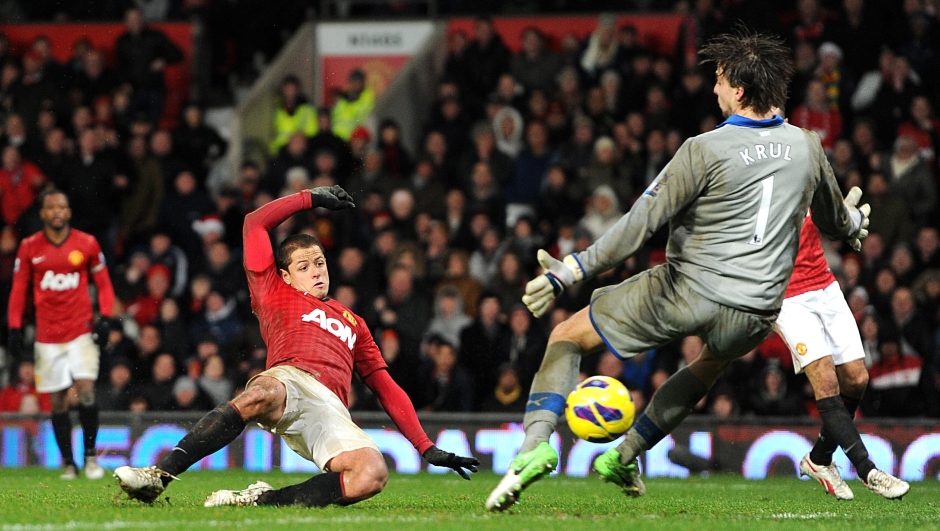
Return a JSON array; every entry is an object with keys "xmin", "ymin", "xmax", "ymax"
[
  {"xmin": 422, "ymin": 445, "xmax": 480, "ymax": 480},
  {"xmin": 7, "ymin": 328, "xmax": 23, "ymax": 362},
  {"xmin": 309, "ymin": 185, "xmax": 355, "ymax": 211},
  {"xmin": 93, "ymin": 317, "xmax": 115, "ymax": 349}
]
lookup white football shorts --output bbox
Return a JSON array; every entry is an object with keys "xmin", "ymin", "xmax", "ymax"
[
  {"xmin": 249, "ymin": 365, "xmax": 379, "ymax": 470},
  {"xmin": 33, "ymin": 333, "xmax": 100, "ymax": 393},
  {"xmin": 774, "ymin": 281, "xmax": 865, "ymax": 374}
]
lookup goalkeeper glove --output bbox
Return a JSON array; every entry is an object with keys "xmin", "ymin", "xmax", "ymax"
[
  {"xmin": 843, "ymin": 186, "xmax": 871, "ymax": 252},
  {"xmin": 309, "ymin": 185, "xmax": 355, "ymax": 211},
  {"xmin": 521, "ymin": 249, "xmax": 585, "ymax": 318},
  {"xmin": 422, "ymin": 445, "xmax": 480, "ymax": 480}
]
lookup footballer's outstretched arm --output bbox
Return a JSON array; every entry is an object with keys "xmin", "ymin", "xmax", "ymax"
[
  {"xmin": 243, "ymin": 191, "xmax": 313, "ymax": 272},
  {"xmin": 363, "ymin": 368, "xmax": 480, "ymax": 479},
  {"xmin": 362, "ymin": 368, "xmax": 434, "ymax": 454},
  {"xmin": 243, "ymin": 187, "xmax": 354, "ymax": 272},
  {"xmin": 575, "ymin": 138, "xmax": 706, "ymax": 278},
  {"xmin": 807, "ymin": 129, "xmax": 855, "ymax": 241}
]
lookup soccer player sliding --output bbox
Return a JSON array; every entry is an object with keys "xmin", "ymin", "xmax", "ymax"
[{"xmin": 116, "ymin": 185, "xmax": 478, "ymax": 507}]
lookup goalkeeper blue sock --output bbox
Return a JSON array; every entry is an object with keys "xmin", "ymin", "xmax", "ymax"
[
  {"xmin": 616, "ymin": 367, "xmax": 708, "ymax": 464},
  {"xmin": 519, "ymin": 341, "xmax": 581, "ymax": 453}
]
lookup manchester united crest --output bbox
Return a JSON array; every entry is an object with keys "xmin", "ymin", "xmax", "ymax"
[
  {"xmin": 67, "ymin": 250, "xmax": 84, "ymax": 266},
  {"xmin": 795, "ymin": 342, "xmax": 808, "ymax": 356},
  {"xmin": 342, "ymin": 310, "xmax": 357, "ymax": 327}
]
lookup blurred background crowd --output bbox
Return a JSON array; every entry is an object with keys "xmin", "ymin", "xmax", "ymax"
[{"xmin": 0, "ymin": 0, "xmax": 939, "ymax": 421}]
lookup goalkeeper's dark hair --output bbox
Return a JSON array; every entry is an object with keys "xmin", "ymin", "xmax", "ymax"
[
  {"xmin": 699, "ymin": 25, "xmax": 793, "ymax": 115},
  {"xmin": 277, "ymin": 233, "xmax": 324, "ymax": 271}
]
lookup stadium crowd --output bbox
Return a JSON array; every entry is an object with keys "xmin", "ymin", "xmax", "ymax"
[{"xmin": 1, "ymin": 0, "xmax": 940, "ymax": 421}]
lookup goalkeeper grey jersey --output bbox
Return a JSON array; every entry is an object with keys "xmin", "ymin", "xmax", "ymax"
[{"xmin": 574, "ymin": 115, "xmax": 854, "ymax": 313}]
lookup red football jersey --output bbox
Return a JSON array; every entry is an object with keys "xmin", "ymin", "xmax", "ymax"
[
  {"xmin": 8, "ymin": 229, "xmax": 114, "ymax": 343},
  {"xmin": 784, "ymin": 212, "xmax": 836, "ymax": 299},
  {"xmin": 244, "ymin": 193, "xmax": 387, "ymax": 407}
]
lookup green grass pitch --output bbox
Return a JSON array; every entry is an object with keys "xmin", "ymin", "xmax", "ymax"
[{"xmin": 1, "ymin": 468, "xmax": 938, "ymax": 531}]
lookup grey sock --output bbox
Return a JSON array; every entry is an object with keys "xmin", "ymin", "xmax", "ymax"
[
  {"xmin": 519, "ymin": 340, "xmax": 581, "ymax": 453},
  {"xmin": 616, "ymin": 367, "xmax": 709, "ymax": 463}
]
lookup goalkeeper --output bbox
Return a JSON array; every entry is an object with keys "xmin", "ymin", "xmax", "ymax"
[
  {"xmin": 116, "ymin": 185, "xmax": 478, "ymax": 507},
  {"xmin": 486, "ymin": 28, "xmax": 870, "ymax": 511}
]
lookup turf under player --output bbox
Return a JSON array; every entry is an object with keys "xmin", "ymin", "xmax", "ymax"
[
  {"xmin": 115, "ymin": 185, "xmax": 478, "ymax": 507},
  {"xmin": 7, "ymin": 189, "xmax": 117, "ymax": 480},
  {"xmin": 780, "ymin": 212, "xmax": 908, "ymax": 499},
  {"xmin": 485, "ymin": 28, "xmax": 871, "ymax": 511}
]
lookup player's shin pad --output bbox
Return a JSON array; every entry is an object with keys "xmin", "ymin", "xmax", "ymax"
[{"xmin": 519, "ymin": 341, "xmax": 581, "ymax": 453}]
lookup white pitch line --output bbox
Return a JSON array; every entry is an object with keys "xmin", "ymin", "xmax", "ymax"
[{"xmin": 768, "ymin": 512, "xmax": 842, "ymax": 520}]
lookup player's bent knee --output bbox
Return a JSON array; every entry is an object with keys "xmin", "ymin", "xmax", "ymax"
[
  {"xmin": 334, "ymin": 449, "xmax": 388, "ymax": 500},
  {"xmin": 547, "ymin": 308, "xmax": 600, "ymax": 351}
]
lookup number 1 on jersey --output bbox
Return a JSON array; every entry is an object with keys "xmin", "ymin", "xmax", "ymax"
[{"xmin": 749, "ymin": 174, "xmax": 774, "ymax": 246}]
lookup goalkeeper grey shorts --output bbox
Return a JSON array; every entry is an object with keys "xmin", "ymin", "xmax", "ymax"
[{"xmin": 588, "ymin": 263, "xmax": 778, "ymax": 361}]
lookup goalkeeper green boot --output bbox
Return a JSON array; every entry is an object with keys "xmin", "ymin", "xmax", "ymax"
[
  {"xmin": 485, "ymin": 442, "xmax": 558, "ymax": 512},
  {"xmin": 593, "ymin": 448, "xmax": 646, "ymax": 497}
]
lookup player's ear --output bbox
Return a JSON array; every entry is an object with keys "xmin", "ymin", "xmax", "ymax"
[{"xmin": 279, "ymin": 268, "xmax": 291, "ymax": 284}]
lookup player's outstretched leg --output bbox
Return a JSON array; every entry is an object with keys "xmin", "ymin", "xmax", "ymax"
[
  {"xmin": 485, "ymin": 339, "xmax": 580, "ymax": 512},
  {"xmin": 863, "ymin": 469, "xmax": 910, "ymax": 500},
  {"xmin": 593, "ymin": 449, "xmax": 645, "ymax": 497},
  {"xmin": 114, "ymin": 403, "xmax": 246, "ymax": 502},
  {"xmin": 207, "ymin": 472, "xmax": 348, "ymax": 507},
  {"xmin": 799, "ymin": 453, "xmax": 854, "ymax": 500},
  {"xmin": 113, "ymin": 466, "xmax": 177, "ymax": 503},
  {"xmin": 205, "ymin": 481, "xmax": 274, "ymax": 507},
  {"xmin": 595, "ymin": 366, "xmax": 709, "ymax": 497},
  {"xmin": 485, "ymin": 442, "xmax": 558, "ymax": 511}
]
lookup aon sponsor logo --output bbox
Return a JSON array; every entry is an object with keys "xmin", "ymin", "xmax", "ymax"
[
  {"xmin": 301, "ymin": 308, "xmax": 356, "ymax": 349},
  {"xmin": 40, "ymin": 270, "xmax": 80, "ymax": 291}
]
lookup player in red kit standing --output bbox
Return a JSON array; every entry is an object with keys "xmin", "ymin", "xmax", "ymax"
[
  {"xmin": 775, "ymin": 211, "xmax": 909, "ymax": 499},
  {"xmin": 7, "ymin": 189, "xmax": 117, "ymax": 480},
  {"xmin": 115, "ymin": 185, "xmax": 479, "ymax": 507}
]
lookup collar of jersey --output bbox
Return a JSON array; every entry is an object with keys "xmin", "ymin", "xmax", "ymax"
[{"xmin": 717, "ymin": 114, "xmax": 784, "ymax": 128}]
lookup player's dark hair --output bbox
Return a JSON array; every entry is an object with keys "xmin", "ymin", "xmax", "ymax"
[
  {"xmin": 37, "ymin": 186, "xmax": 68, "ymax": 208},
  {"xmin": 699, "ymin": 25, "xmax": 793, "ymax": 115},
  {"xmin": 277, "ymin": 233, "xmax": 323, "ymax": 271}
]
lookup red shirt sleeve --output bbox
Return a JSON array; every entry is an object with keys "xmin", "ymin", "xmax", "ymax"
[
  {"xmin": 363, "ymin": 369, "xmax": 434, "ymax": 455},
  {"xmin": 88, "ymin": 239, "xmax": 115, "ymax": 317},
  {"xmin": 7, "ymin": 240, "xmax": 31, "ymax": 330},
  {"xmin": 243, "ymin": 191, "xmax": 312, "ymax": 272}
]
